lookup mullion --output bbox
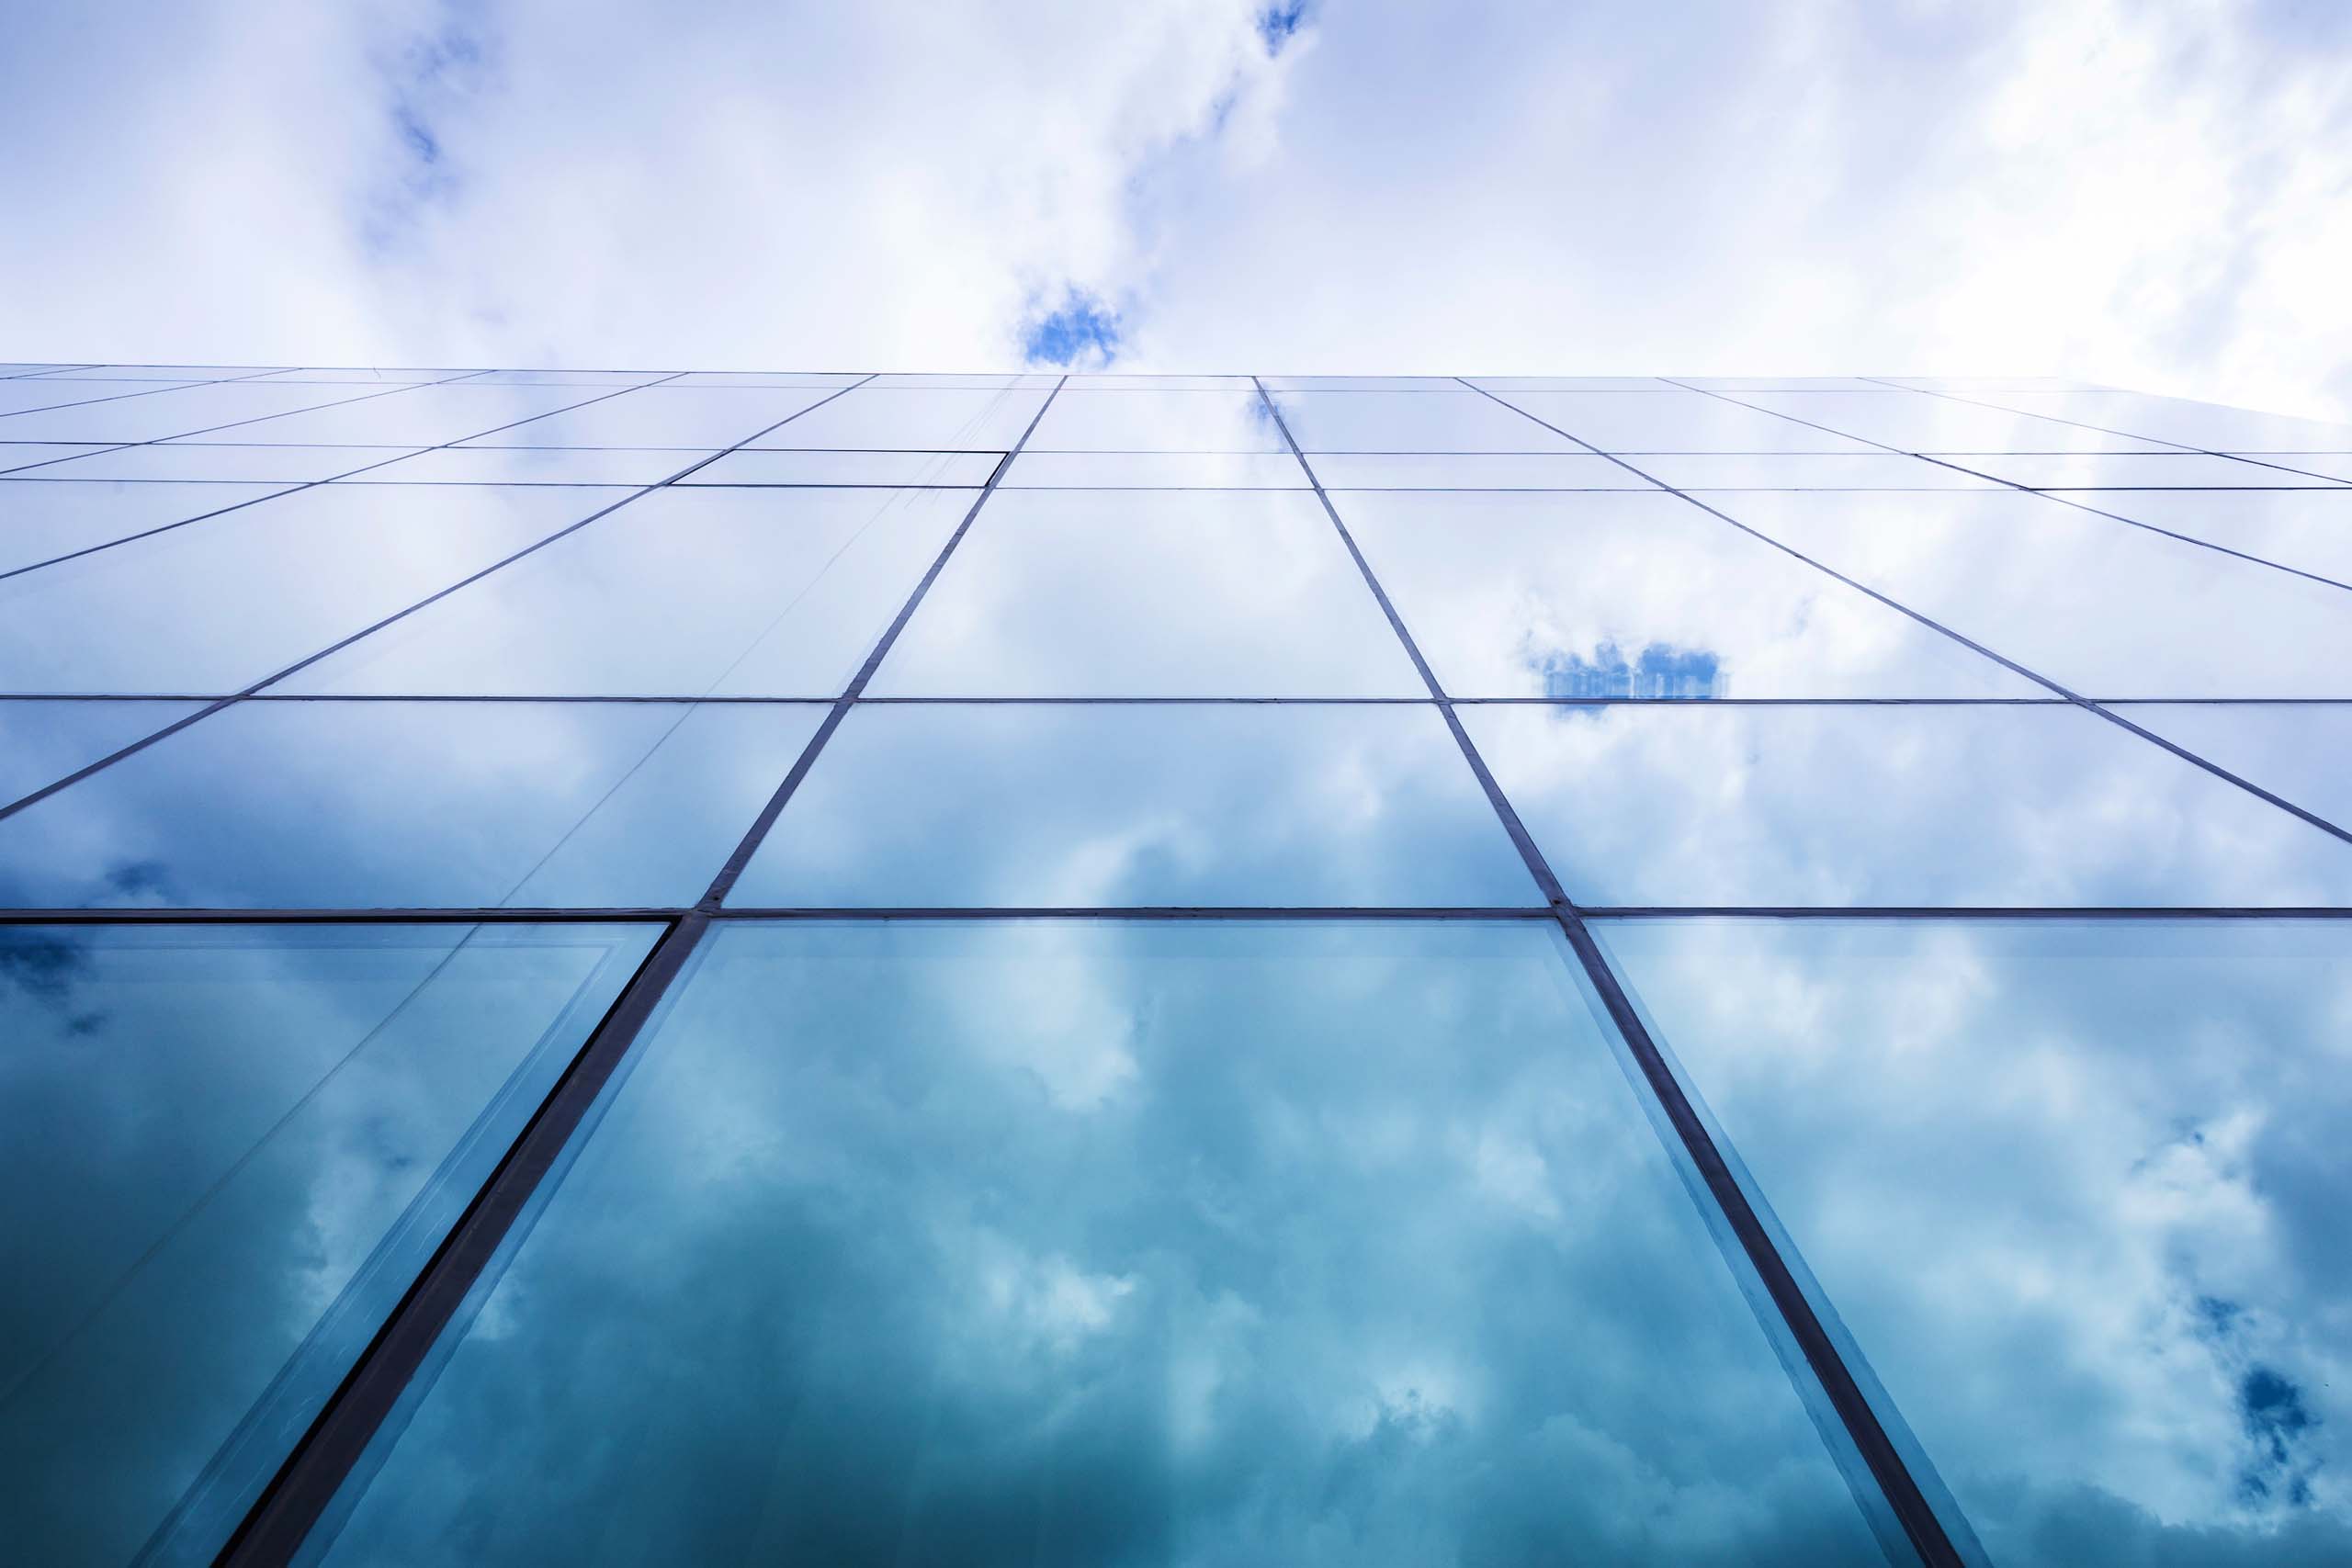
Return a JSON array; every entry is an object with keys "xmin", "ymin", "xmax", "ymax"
[{"xmin": 1253, "ymin": 374, "xmax": 1972, "ymax": 1568}]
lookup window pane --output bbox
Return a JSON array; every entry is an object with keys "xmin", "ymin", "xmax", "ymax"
[
  {"xmin": 1024, "ymin": 389, "xmax": 1288, "ymax": 452},
  {"xmin": 282, "ymin": 488, "xmax": 972, "ymax": 698},
  {"xmin": 1949, "ymin": 452, "xmax": 2346, "ymax": 490},
  {"xmin": 0, "ymin": 698, "xmax": 202, "ymax": 804},
  {"xmin": 1978, "ymin": 391, "xmax": 2352, "ymax": 452},
  {"xmin": 1713, "ymin": 491, "xmax": 2352, "ymax": 696},
  {"xmin": 2114, "ymin": 703, "xmax": 2352, "ymax": 833},
  {"xmin": 1461, "ymin": 702, "xmax": 2352, "ymax": 907},
  {"xmin": 729, "ymin": 704, "xmax": 1542, "ymax": 908},
  {"xmin": 2254, "ymin": 454, "xmax": 2352, "ymax": 482},
  {"xmin": 680, "ymin": 449, "xmax": 1000, "ymax": 486},
  {"xmin": 1000, "ymin": 450, "xmax": 1308, "ymax": 488},
  {"xmin": 0, "ymin": 485, "xmax": 612, "ymax": 694},
  {"xmin": 0, "ymin": 383, "xmax": 367, "ymax": 442},
  {"xmin": 1728, "ymin": 390, "xmax": 2175, "ymax": 453},
  {"xmin": 302, "ymin": 919, "xmax": 1899, "ymax": 1567},
  {"xmin": 1631, "ymin": 454, "xmax": 2003, "ymax": 489},
  {"xmin": 190, "ymin": 384, "xmax": 616, "ymax": 447},
  {"xmin": 1269, "ymin": 389, "xmax": 1577, "ymax": 452},
  {"xmin": 0, "ymin": 444, "xmax": 114, "ymax": 474},
  {"xmin": 0, "ymin": 700, "xmax": 824, "ymax": 908},
  {"xmin": 347, "ymin": 447, "xmax": 694, "ymax": 485},
  {"xmin": 868, "ymin": 489, "xmax": 1424, "ymax": 696},
  {"xmin": 0, "ymin": 919, "xmax": 658, "ymax": 1566},
  {"xmin": 2064, "ymin": 490, "xmax": 2352, "ymax": 583},
  {"xmin": 751, "ymin": 386, "xmax": 1052, "ymax": 449},
  {"xmin": 460, "ymin": 387, "xmax": 834, "ymax": 449},
  {"xmin": 28, "ymin": 444, "xmax": 409, "ymax": 481},
  {"xmin": 1469, "ymin": 390, "xmax": 1881, "ymax": 453},
  {"xmin": 0, "ymin": 479, "xmax": 286, "ymax": 574},
  {"xmin": 1311, "ymin": 452, "xmax": 1645, "ymax": 489},
  {"xmin": 1594, "ymin": 916, "xmax": 2352, "ymax": 1564},
  {"xmin": 1338, "ymin": 491, "xmax": 2032, "ymax": 697}
]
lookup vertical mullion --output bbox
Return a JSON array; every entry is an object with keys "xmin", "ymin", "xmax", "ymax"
[{"xmin": 1251, "ymin": 376, "xmax": 1972, "ymax": 1568}]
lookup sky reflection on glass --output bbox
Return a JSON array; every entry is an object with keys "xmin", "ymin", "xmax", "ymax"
[
  {"xmin": 0, "ymin": 920, "xmax": 655, "ymax": 1567},
  {"xmin": 0, "ymin": 479, "xmax": 287, "ymax": 572},
  {"xmin": 729, "ymin": 704, "xmax": 1542, "ymax": 908},
  {"xmin": 305, "ymin": 920, "xmax": 1898, "ymax": 1567},
  {"xmin": 0, "ymin": 700, "xmax": 823, "ymax": 908},
  {"xmin": 1333, "ymin": 490, "xmax": 2034, "ymax": 698},
  {"xmin": 1595, "ymin": 917, "xmax": 2352, "ymax": 1567},
  {"xmin": 1462, "ymin": 702, "xmax": 2352, "ymax": 907}
]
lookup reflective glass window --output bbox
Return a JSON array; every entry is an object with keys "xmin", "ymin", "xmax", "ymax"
[
  {"xmin": 753, "ymin": 386, "xmax": 1052, "ymax": 448},
  {"xmin": 283, "ymin": 487, "xmax": 973, "ymax": 698},
  {"xmin": 2060, "ymin": 490, "xmax": 2352, "ymax": 584},
  {"xmin": 0, "ymin": 444, "xmax": 113, "ymax": 474},
  {"xmin": 187, "ymin": 383, "xmax": 616, "ymax": 447},
  {"xmin": 868, "ymin": 489, "xmax": 1424, "ymax": 696},
  {"xmin": 0, "ymin": 698, "xmax": 203, "ymax": 805},
  {"xmin": 0, "ymin": 700, "xmax": 823, "ymax": 908},
  {"xmin": 28, "ymin": 444, "xmax": 411, "ymax": 481},
  {"xmin": 1311, "ymin": 452, "xmax": 1645, "ymax": 489},
  {"xmin": 0, "ymin": 382, "xmax": 412, "ymax": 444},
  {"xmin": 681, "ymin": 449, "xmax": 1000, "ymax": 487},
  {"xmin": 349, "ymin": 446, "xmax": 697, "ymax": 485},
  {"xmin": 1631, "ymin": 454, "xmax": 2004, "ymax": 489},
  {"xmin": 1727, "ymin": 390, "xmax": 2176, "ymax": 452},
  {"xmin": 1981, "ymin": 391, "xmax": 2352, "ymax": 451},
  {"xmin": 1024, "ymin": 389, "xmax": 1287, "ymax": 451},
  {"xmin": 1269, "ymin": 389, "xmax": 1580, "ymax": 452},
  {"xmin": 999, "ymin": 450, "xmax": 1306, "ymax": 488},
  {"xmin": 2252, "ymin": 453, "xmax": 2352, "ymax": 482},
  {"xmin": 301, "ymin": 919, "xmax": 1896, "ymax": 1567},
  {"xmin": 2114, "ymin": 703, "xmax": 2352, "ymax": 833},
  {"xmin": 0, "ymin": 479, "xmax": 287, "ymax": 575},
  {"xmin": 0, "ymin": 484, "xmax": 611, "ymax": 694},
  {"xmin": 1461, "ymin": 702, "xmax": 2352, "ymax": 907},
  {"xmin": 1950, "ymin": 452, "xmax": 2347, "ymax": 490},
  {"xmin": 1595, "ymin": 916, "xmax": 2352, "ymax": 1564},
  {"xmin": 461, "ymin": 386, "xmax": 835, "ymax": 448},
  {"xmin": 1470, "ymin": 390, "xmax": 1881, "ymax": 453},
  {"xmin": 0, "ymin": 919, "xmax": 657, "ymax": 1565},
  {"xmin": 730, "ymin": 703, "xmax": 1541, "ymax": 908},
  {"xmin": 1338, "ymin": 490, "xmax": 2032, "ymax": 697}
]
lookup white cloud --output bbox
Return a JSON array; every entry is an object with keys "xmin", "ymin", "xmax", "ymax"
[{"xmin": 3, "ymin": 0, "xmax": 2347, "ymax": 419}]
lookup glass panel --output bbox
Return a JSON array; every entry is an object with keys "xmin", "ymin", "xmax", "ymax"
[
  {"xmin": 0, "ymin": 479, "xmax": 287, "ymax": 575},
  {"xmin": 1632, "ymin": 454, "xmax": 2004, "ymax": 489},
  {"xmin": 730, "ymin": 703, "xmax": 1542, "ymax": 908},
  {"xmin": 461, "ymin": 387, "xmax": 834, "ymax": 449},
  {"xmin": 1338, "ymin": 491, "xmax": 2033, "ymax": 697},
  {"xmin": 2114, "ymin": 703, "xmax": 2352, "ymax": 832},
  {"xmin": 1982, "ymin": 390, "xmax": 2352, "ymax": 451},
  {"xmin": 1311, "ymin": 452, "xmax": 1645, "ymax": 489},
  {"xmin": 749, "ymin": 386, "xmax": 1053, "ymax": 449},
  {"xmin": 1595, "ymin": 916, "xmax": 2352, "ymax": 1565},
  {"xmin": 0, "ymin": 485, "xmax": 612, "ymax": 694},
  {"xmin": 867, "ymin": 489, "xmax": 1424, "ymax": 696},
  {"xmin": 0, "ymin": 919, "xmax": 658, "ymax": 1566},
  {"xmin": 460, "ymin": 369, "xmax": 673, "ymax": 386},
  {"xmin": 1259, "ymin": 374, "xmax": 1477, "ymax": 389},
  {"xmin": 2247, "ymin": 453, "xmax": 2352, "ymax": 482},
  {"xmin": 1876, "ymin": 377, "xmax": 2109, "ymax": 391},
  {"xmin": 1268, "ymin": 389, "xmax": 1577, "ymax": 452},
  {"xmin": 27, "ymin": 444, "xmax": 412, "ymax": 481},
  {"xmin": 1471, "ymin": 390, "xmax": 1882, "ymax": 453},
  {"xmin": 1674, "ymin": 378, "xmax": 1890, "ymax": 391},
  {"xmin": 301, "ymin": 919, "xmax": 1899, "ymax": 1567},
  {"xmin": 35, "ymin": 365, "xmax": 267, "ymax": 380},
  {"xmin": 1728, "ymin": 390, "xmax": 2176, "ymax": 452},
  {"xmin": 999, "ymin": 450, "xmax": 1306, "ymax": 488},
  {"xmin": 348, "ymin": 447, "xmax": 698, "ymax": 485},
  {"xmin": 862, "ymin": 372, "xmax": 1060, "ymax": 389},
  {"xmin": 1466, "ymin": 377, "xmax": 1680, "ymax": 390},
  {"xmin": 0, "ymin": 443, "xmax": 115, "ymax": 473},
  {"xmin": 1060, "ymin": 373, "xmax": 1250, "ymax": 389},
  {"xmin": 0, "ymin": 699, "xmax": 202, "ymax": 804},
  {"xmin": 681, "ymin": 449, "xmax": 1000, "ymax": 487},
  {"xmin": 662, "ymin": 371, "xmax": 870, "ymax": 388},
  {"xmin": 2064, "ymin": 490, "xmax": 2352, "ymax": 584},
  {"xmin": 283, "ymin": 488, "xmax": 972, "ymax": 698},
  {"xmin": 0, "ymin": 700, "xmax": 824, "ymax": 908},
  {"xmin": 1460, "ymin": 702, "xmax": 2352, "ymax": 906},
  {"xmin": 0, "ymin": 382, "xmax": 409, "ymax": 445},
  {"xmin": 1023, "ymin": 389, "xmax": 1287, "ymax": 451},
  {"xmin": 249, "ymin": 367, "xmax": 469, "ymax": 384},
  {"xmin": 1712, "ymin": 491, "xmax": 2352, "ymax": 696},
  {"xmin": 183, "ymin": 384, "xmax": 616, "ymax": 447},
  {"xmin": 1951, "ymin": 452, "xmax": 2347, "ymax": 490}
]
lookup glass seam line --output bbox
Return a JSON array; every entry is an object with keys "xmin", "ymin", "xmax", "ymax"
[
  {"xmin": 1256, "ymin": 375, "xmax": 1973, "ymax": 1568},
  {"xmin": 1457, "ymin": 378, "xmax": 2352, "ymax": 848},
  {"xmin": 0, "ymin": 362, "xmax": 296, "ymax": 422},
  {"xmin": 214, "ymin": 374, "xmax": 1069, "ymax": 1564},
  {"xmin": 1647, "ymin": 377, "xmax": 2352, "ymax": 595},
  {"xmin": 0, "ymin": 374, "xmax": 883, "ymax": 823}
]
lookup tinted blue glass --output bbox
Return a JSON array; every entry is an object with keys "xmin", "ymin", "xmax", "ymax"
[
  {"xmin": 2115, "ymin": 703, "xmax": 2352, "ymax": 833},
  {"xmin": 0, "ymin": 698, "xmax": 203, "ymax": 804},
  {"xmin": 0, "ymin": 484, "xmax": 611, "ymax": 694},
  {"xmin": 1595, "ymin": 917, "xmax": 2352, "ymax": 1565},
  {"xmin": 1269, "ymin": 389, "xmax": 1578, "ymax": 452},
  {"xmin": 26, "ymin": 445, "xmax": 409, "ymax": 481},
  {"xmin": 1334, "ymin": 490, "xmax": 2033, "ymax": 697},
  {"xmin": 303, "ymin": 919, "xmax": 1899, "ymax": 1566},
  {"xmin": 282, "ymin": 488, "xmax": 973, "ymax": 697},
  {"xmin": 1630, "ymin": 454, "xmax": 2003, "ymax": 488},
  {"xmin": 2066, "ymin": 490, "xmax": 2352, "ymax": 583},
  {"xmin": 0, "ymin": 700, "xmax": 824, "ymax": 908},
  {"xmin": 0, "ymin": 382, "xmax": 378, "ymax": 443},
  {"xmin": 729, "ymin": 703, "xmax": 1543, "ymax": 908},
  {"xmin": 187, "ymin": 383, "xmax": 613, "ymax": 446},
  {"xmin": 1310, "ymin": 452, "xmax": 1644, "ymax": 489},
  {"xmin": 347, "ymin": 446, "xmax": 693, "ymax": 484},
  {"xmin": 1713, "ymin": 490, "xmax": 2352, "ymax": 696},
  {"xmin": 1000, "ymin": 450, "xmax": 1307, "ymax": 487},
  {"xmin": 0, "ymin": 919, "xmax": 658, "ymax": 1566},
  {"xmin": 460, "ymin": 386, "xmax": 833, "ymax": 448},
  {"xmin": 1024, "ymin": 389, "xmax": 1287, "ymax": 451},
  {"xmin": 750, "ymin": 386, "xmax": 1051, "ymax": 449},
  {"xmin": 1468, "ymin": 389, "xmax": 1881, "ymax": 453},
  {"xmin": 680, "ymin": 449, "xmax": 1000, "ymax": 486},
  {"xmin": 2258, "ymin": 454, "xmax": 2352, "ymax": 481},
  {"xmin": 0, "ymin": 444, "xmax": 118, "ymax": 473},
  {"xmin": 1460, "ymin": 702, "xmax": 2352, "ymax": 907},
  {"xmin": 0, "ymin": 479, "xmax": 287, "ymax": 573},
  {"xmin": 1951, "ymin": 452, "xmax": 2346, "ymax": 490},
  {"xmin": 867, "ymin": 489, "xmax": 1424, "ymax": 696}
]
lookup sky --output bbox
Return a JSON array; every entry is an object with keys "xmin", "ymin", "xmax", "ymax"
[{"xmin": 3, "ymin": 0, "xmax": 2351, "ymax": 417}]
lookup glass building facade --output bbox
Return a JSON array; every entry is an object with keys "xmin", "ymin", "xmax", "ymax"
[{"xmin": 2, "ymin": 363, "xmax": 2348, "ymax": 1567}]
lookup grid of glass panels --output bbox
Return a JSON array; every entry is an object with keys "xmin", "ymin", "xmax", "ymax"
[{"xmin": 4, "ymin": 364, "xmax": 2349, "ymax": 1567}]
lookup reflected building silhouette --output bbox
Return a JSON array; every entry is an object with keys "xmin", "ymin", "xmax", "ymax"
[{"xmin": 1532, "ymin": 637, "xmax": 1726, "ymax": 698}]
